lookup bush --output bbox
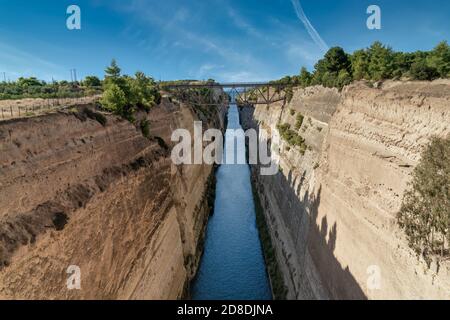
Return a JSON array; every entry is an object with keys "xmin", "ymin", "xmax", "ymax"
[
  {"xmin": 427, "ymin": 41, "xmax": 450, "ymax": 78},
  {"xmin": 100, "ymin": 83, "xmax": 127, "ymax": 115},
  {"xmin": 367, "ymin": 42, "xmax": 395, "ymax": 81},
  {"xmin": 154, "ymin": 136, "xmax": 169, "ymax": 151},
  {"xmin": 410, "ymin": 60, "xmax": 439, "ymax": 81},
  {"xmin": 129, "ymin": 71, "xmax": 161, "ymax": 111},
  {"xmin": 83, "ymin": 76, "xmax": 101, "ymax": 88},
  {"xmin": 397, "ymin": 136, "xmax": 450, "ymax": 265},
  {"xmin": 140, "ymin": 119, "xmax": 150, "ymax": 138},
  {"xmin": 299, "ymin": 67, "xmax": 312, "ymax": 87},
  {"xmin": 336, "ymin": 69, "xmax": 353, "ymax": 88},
  {"xmin": 100, "ymin": 60, "xmax": 161, "ymax": 120},
  {"xmin": 295, "ymin": 113, "xmax": 304, "ymax": 130},
  {"xmin": 277, "ymin": 123, "xmax": 307, "ymax": 154}
]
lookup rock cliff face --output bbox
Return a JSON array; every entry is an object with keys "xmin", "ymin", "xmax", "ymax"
[
  {"xmin": 0, "ymin": 98, "xmax": 226, "ymax": 299},
  {"xmin": 240, "ymin": 80, "xmax": 450, "ymax": 300}
]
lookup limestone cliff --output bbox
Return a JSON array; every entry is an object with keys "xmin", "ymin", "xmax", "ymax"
[
  {"xmin": 0, "ymin": 98, "xmax": 226, "ymax": 299},
  {"xmin": 240, "ymin": 80, "xmax": 450, "ymax": 300}
]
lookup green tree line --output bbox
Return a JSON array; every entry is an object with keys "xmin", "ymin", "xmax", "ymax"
[
  {"xmin": 274, "ymin": 41, "xmax": 450, "ymax": 89},
  {"xmin": 0, "ymin": 76, "xmax": 102, "ymax": 100}
]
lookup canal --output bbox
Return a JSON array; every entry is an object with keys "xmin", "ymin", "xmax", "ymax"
[{"xmin": 191, "ymin": 103, "xmax": 272, "ymax": 300}]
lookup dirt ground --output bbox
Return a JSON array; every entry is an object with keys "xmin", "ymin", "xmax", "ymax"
[{"xmin": 0, "ymin": 95, "xmax": 101, "ymax": 121}]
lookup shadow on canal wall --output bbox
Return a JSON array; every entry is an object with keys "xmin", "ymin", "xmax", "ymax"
[
  {"xmin": 240, "ymin": 104, "xmax": 366, "ymax": 299},
  {"xmin": 251, "ymin": 158, "xmax": 367, "ymax": 300},
  {"xmin": 285, "ymin": 169, "xmax": 367, "ymax": 300}
]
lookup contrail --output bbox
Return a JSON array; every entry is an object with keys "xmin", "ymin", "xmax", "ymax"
[{"xmin": 290, "ymin": 0, "xmax": 329, "ymax": 53}]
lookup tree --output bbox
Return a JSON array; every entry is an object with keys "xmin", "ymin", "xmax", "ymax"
[
  {"xmin": 398, "ymin": 136, "xmax": 450, "ymax": 264},
  {"xmin": 105, "ymin": 59, "xmax": 121, "ymax": 79},
  {"xmin": 17, "ymin": 77, "xmax": 43, "ymax": 87},
  {"xmin": 129, "ymin": 71, "xmax": 161, "ymax": 110},
  {"xmin": 367, "ymin": 42, "xmax": 395, "ymax": 80},
  {"xmin": 99, "ymin": 60, "xmax": 161, "ymax": 118},
  {"xmin": 336, "ymin": 69, "xmax": 352, "ymax": 88},
  {"xmin": 103, "ymin": 60, "xmax": 131, "ymax": 102},
  {"xmin": 278, "ymin": 76, "xmax": 292, "ymax": 85},
  {"xmin": 427, "ymin": 41, "xmax": 450, "ymax": 78},
  {"xmin": 322, "ymin": 47, "xmax": 351, "ymax": 74},
  {"xmin": 410, "ymin": 60, "xmax": 439, "ymax": 81},
  {"xmin": 104, "ymin": 59, "xmax": 128, "ymax": 90},
  {"xmin": 312, "ymin": 47, "xmax": 351, "ymax": 86},
  {"xmin": 351, "ymin": 49, "xmax": 369, "ymax": 80},
  {"xmin": 391, "ymin": 52, "xmax": 415, "ymax": 79},
  {"xmin": 83, "ymin": 76, "xmax": 101, "ymax": 87},
  {"xmin": 320, "ymin": 72, "xmax": 337, "ymax": 88},
  {"xmin": 100, "ymin": 83, "xmax": 127, "ymax": 116},
  {"xmin": 299, "ymin": 67, "xmax": 312, "ymax": 87}
]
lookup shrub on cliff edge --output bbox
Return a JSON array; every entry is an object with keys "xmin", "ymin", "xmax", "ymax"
[
  {"xmin": 100, "ymin": 83, "xmax": 128, "ymax": 116},
  {"xmin": 140, "ymin": 119, "xmax": 150, "ymax": 138},
  {"xmin": 277, "ymin": 123, "xmax": 307, "ymax": 155},
  {"xmin": 397, "ymin": 136, "xmax": 450, "ymax": 266},
  {"xmin": 100, "ymin": 60, "xmax": 161, "ymax": 120}
]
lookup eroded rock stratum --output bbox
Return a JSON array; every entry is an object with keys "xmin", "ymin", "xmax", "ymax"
[
  {"xmin": 0, "ymin": 98, "xmax": 226, "ymax": 299},
  {"xmin": 240, "ymin": 80, "xmax": 450, "ymax": 300}
]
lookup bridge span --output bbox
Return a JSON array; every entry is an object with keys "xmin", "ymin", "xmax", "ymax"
[{"xmin": 162, "ymin": 81, "xmax": 290, "ymax": 106}]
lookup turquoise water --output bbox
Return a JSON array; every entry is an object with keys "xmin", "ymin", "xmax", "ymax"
[{"xmin": 191, "ymin": 104, "xmax": 272, "ymax": 300}]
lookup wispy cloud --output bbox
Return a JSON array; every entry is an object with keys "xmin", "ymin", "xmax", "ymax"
[
  {"xmin": 226, "ymin": 7, "xmax": 265, "ymax": 40},
  {"xmin": 96, "ymin": 0, "xmax": 323, "ymax": 82},
  {"xmin": 0, "ymin": 42, "xmax": 65, "ymax": 81},
  {"xmin": 267, "ymin": 16, "xmax": 323, "ymax": 69},
  {"xmin": 195, "ymin": 63, "xmax": 224, "ymax": 79},
  {"xmin": 108, "ymin": 0, "xmax": 266, "ymax": 81},
  {"xmin": 290, "ymin": 0, "xmax": 329, "ymax": 53},
  {"xmin": 286, "ymin": 43, "xmax": 320, "ymax": 67},
  {"xmin": 118, "ymin": 0, "xmax": 253, "ymax": 63}
]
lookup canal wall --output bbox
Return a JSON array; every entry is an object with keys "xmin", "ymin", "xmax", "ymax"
[
  {"xmin": 239, "ymin": 80, "xmax": 450, "ymax": 299},
  {"xmin": 0, "ymin": 95, "xmax": 227, "ymax": 299}
]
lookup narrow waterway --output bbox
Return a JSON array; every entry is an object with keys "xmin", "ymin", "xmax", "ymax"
[{"xmin": 191, "ymin": 103, "xmax": 272, "ymax": 300}]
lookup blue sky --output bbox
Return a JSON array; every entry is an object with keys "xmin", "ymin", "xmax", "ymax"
[{"xmin": 0, "ymin": 0, "xmax": 449, "ymax": 82}]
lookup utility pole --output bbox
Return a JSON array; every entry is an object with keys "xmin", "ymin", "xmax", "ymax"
[
  {"xmin": 70, "ymin": 69, "xmax": 74, "ymax": 83},
  {"xmin": 2, "ymin": 72, "xmax": 6, "ymax": 82}
]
